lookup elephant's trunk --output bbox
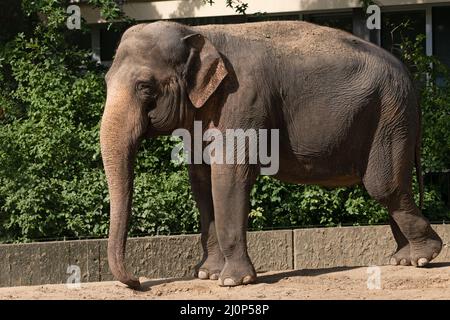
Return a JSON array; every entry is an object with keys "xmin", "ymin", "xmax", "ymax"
[{"xmin": 100, "ymin": 95, "xmax": 147, "ymax": 290}]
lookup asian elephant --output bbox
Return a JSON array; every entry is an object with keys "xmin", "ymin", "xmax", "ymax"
[{"xmin": 100, "ymin": 21, "xmax": 443, "ymax": 290}]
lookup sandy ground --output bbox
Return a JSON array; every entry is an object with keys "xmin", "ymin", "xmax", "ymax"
[{"xmin": 1, "ymin": 264, "xmax": 450, "ymax": 300}]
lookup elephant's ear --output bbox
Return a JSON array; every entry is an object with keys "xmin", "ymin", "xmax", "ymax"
[{"xmin": 182, "ymin": 33, "xmax": 228, "ymax": 108}]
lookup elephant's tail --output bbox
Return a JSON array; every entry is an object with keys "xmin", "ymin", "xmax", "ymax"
[{"xmin": 415, "ymin": 104, "xmax": 424, "ymax": 210}]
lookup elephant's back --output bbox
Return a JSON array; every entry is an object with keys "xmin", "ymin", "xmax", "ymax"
[{"xmin": 193, "ymin": 21, "xmax": 380, "ymax": 59}]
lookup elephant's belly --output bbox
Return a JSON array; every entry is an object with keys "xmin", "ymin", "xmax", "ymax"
[
  {"xmin": 274, "ymin": 170, "xmax": 361, "ymax": 187},
  {"xmin": 273, "ymin": 153, "xmax": 362, "ymax": 187}
]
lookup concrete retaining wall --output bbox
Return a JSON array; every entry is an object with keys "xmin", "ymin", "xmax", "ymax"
[{"xmin": 0, "ymin": 225, "xmax": 449, "ymax": 287}]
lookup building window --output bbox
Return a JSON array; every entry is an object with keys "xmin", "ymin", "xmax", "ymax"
[
  {"xmin": 247, "ymin": 13, "xmax": 300, "ymax": 23},
  {"xmin": 66, "ymin": 30, "xmax": 91, "ymax": 51},
  {"xmin": 304, "ymin": 13, "xmax": 353, "ymax": 33},
  {"xmin": 433, "ymin": 6, "xmax": 450, "ymax": 68},
  {"xmin": 381, "ymin": 11, "xmax": 426, "ymax": 57},
  {"xmin": 100, "ymin": 27, "xmax": 124, "ymax": 62},
  {"xmin": 173, "ymin": 15, "xmax": 246, "ymax": 26},
  {"xmin": 175, "ymin": 13, "xmax": 301, "ymax": 25}
]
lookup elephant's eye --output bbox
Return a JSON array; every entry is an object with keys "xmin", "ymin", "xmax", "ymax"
[{"xmin": 136, "ymin": 81, "xmax": 158, "ymax": 99}]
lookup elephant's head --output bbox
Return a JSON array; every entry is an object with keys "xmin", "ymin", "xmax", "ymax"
[{"xmin": 99, "ymin": 22, "xmax": 228, "ymax": 289}]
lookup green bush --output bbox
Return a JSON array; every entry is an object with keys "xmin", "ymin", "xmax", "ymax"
[
  {"xmin": 249, "ymin": 177, "xmax": 387, "ymax": 230},
  {"xmin": 0, "ymin": 1, "xmax": 449, "ymax": 243}
]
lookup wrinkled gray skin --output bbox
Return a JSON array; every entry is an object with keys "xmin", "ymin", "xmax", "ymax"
[{"xmin": 100, "ymin": 21, "xmax": 443, "ymax": 290}]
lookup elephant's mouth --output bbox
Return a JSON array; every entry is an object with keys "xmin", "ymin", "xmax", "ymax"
[{"xmin": 146, "ymin": 117, "xmax": 176, "ymax": 137}]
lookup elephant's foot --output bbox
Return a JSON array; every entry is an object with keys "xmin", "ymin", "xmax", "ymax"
[
  {"xmin": 218, "ymin": 257, "xmax": 256, "ymax": 287},
  {"xmin": 390, "ymin": 244, "xmax": 412, "ymax": 266},
  {"xmin": 197, "ymin": 254, "xmax": 225, "ymax": 280},
  {"xmin": 390, "ymin": 228, "xmax": 442, "ymax": 267}
]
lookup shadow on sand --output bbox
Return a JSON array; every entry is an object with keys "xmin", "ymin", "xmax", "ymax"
[
  {"xmin": 137, "ymin": 261, "xmax": 450, "ymax": 291},
  {"xmin": 256, "ymin": 266, "xmax": 360, "ymax": 284}
]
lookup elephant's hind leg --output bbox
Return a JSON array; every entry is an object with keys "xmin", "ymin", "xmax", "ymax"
[
  {"xmin": 384, "ymin": 193, "xmax": 442, "ymax": 267},
  {"xmin": 388, "ymin": 216, "xmax": 412, "ymax": 265},
  {"xmin": 362, "ymin": 132, "xmax": 442, "ymax": 267}
]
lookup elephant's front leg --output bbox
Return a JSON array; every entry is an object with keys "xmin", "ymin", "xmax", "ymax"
[
  {"xmin": 188, "ymin": 164, "xmax": 225, "ymax": 280},
  {"xmin": 211, "ymin": 164, "xmax": 257, "ymax": 287}
]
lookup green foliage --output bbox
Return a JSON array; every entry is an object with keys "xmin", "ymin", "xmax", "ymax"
[
  {"xmin": 87, "ymin": 0, "xmax": 123, "ymax": 22},
  {"xmin": 401, "ymin": 34, "xmax": 450, "ymax": 173},
  {"xmin": 0, "ymin": 0, "xmax": 190, "ymax": 242},
  {"xmin": 0, "ymin": 2, "xmax": 448, "ymax": 243},
  {"xmin": 249, "ymin": 177, "xmax": 387, "ymax": 230},
  {"xmin": 0, "ymin": 1, "xmax": 106, "ymax": 242},
  {"xmin": 399, "ymin": 34, "xmax": 450, "ymax": 223},
  {"xmin": 131, "ymin": 170, "xmax": 199, "ymax": 236}
]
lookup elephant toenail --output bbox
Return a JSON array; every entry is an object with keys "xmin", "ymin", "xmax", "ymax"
[
  {"xmin": 209, "ymin": 273, "xmax": 219, "ymax": 280},
  {"xmin": 242, "ymin": 275, "xmax": 254, "ymax": 284},
  {"xmin": 198, "ymin": 270, "xmax": 209, "ymax": 279},
  {"xmin": 223, "ymin": 278, "xmax": 237, "ymax": 286},
  {"xmin": 390, "ymin": 257, "xmax": 398, "ymax": 266},
  {"xmin": 417, "ymin": 258, "xmax": 428, "ymax": 267},
  {"xmin": 432, "ymin": 253, "xmax": 438, "ymax": 259},
  {"xmin": 400, "ymin": 259, "xmax": 408, "ymax": 266}
]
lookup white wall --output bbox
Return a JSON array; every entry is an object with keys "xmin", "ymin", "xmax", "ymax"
[{"xmin": 80, "ymin": 0, "xmax": 450, "ymax": 23}]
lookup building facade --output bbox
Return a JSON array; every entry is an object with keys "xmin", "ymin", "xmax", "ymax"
[{"xmin": 74, "ymin": 0, "xmax": 450, "ymax": 66}]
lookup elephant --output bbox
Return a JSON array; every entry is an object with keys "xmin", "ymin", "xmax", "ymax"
[{"xmin": 100, "ymin": 20, "xmax": 443, "ymax": 290}]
